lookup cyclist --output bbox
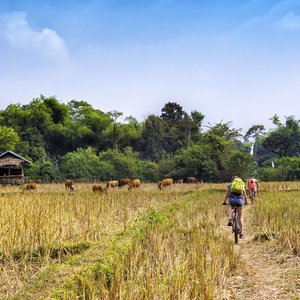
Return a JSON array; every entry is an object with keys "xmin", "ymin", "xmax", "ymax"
[
  {"xmin": 223, "ymin": 176, "xmax": 247, "ymax": 239},
  {"xmin": 247, "ymin": 176, "xmax": 259, "ymax": 202}
]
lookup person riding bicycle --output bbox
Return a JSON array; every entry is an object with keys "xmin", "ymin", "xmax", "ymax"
[
  {"xmin": 223, "ymin": 175, "xmax": 247, "ymax": 239},
  {"xmin": 247, "ymin": 176, "xmax": 259, "ymax": 200}
]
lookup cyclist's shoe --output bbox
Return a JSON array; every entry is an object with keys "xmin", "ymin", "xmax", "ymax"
[
  {"xmin": 239, "ymin": 233, "xmax": 244, "ymax": 239},
  {"xmin": 227, "ymin": 219, "xmax": 233, "ymax": 226}
]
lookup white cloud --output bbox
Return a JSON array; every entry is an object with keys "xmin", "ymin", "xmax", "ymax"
[
  {"xmin": 278, "ymin": 11, "xmax": 300, "ymax": 30},
  {"xmin": 0, "ymin": 11, "xmax": 68, "ymax": 60}
]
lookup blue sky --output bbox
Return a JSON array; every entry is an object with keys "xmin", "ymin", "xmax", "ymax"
[{"xmin": 1, "ymin": 0, "xmax": 300, "ymax": 132}]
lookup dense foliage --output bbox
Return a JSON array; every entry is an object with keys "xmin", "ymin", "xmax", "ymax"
[{"xmin": 1, "ymin": 96, "xmax": 299, "ymax": 182}]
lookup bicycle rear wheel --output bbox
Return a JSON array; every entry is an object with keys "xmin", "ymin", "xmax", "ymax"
[
  {"xmin": 234, "ymin": 225, "xmax": 239, "ymax": 243},
  {"xmin": 233, "ymin": 212, "xmax": 239, "ymax": 244},
  {"xmin": 250, "ymin": 190, "xmax": 254, "ymax": 204}
]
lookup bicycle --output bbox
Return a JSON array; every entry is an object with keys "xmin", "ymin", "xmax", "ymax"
[{"xmin": 223, "ymin": 203, "xmax": 240, "ymax": 244}]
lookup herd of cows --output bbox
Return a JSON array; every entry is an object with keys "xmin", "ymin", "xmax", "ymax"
[
  {"xmin": 64, "ymin": 176, "xmax": 198, "ymax": 193},
  {"xmin": 19, "ymin": 177, "xmax": 198, "ymax": 192}
]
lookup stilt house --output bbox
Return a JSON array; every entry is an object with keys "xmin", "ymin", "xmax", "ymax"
[{"xmin": 0, "ymin": 150, "xmax": 31, "ymax": 185}]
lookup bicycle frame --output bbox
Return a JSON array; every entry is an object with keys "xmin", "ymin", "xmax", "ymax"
[{"xmin": 249, "ymin": 189, "xmax": 256, "ymax": 205}]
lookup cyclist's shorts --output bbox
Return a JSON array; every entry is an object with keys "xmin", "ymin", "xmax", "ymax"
[{"xmin": 229, "ymin": 196, "xmax": 244, "ymax": 207}]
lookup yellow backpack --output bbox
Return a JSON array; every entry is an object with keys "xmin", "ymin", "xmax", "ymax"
[{"xmin": 231, "ymin": 177, "xmax": 244, "ymax": 194}]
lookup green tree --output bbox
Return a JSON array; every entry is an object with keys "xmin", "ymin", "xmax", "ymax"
[
  {"xmin": 99, "ymin": 147, "xmax": 142, "ymax": 179},
  {"xmin": 190, "ymin": 111, "xmax": 205, "ymax": 143},
  {"xmin": 139, "ymin": 115, "xmax": 164, "ymax": 162},
  {"xmin": 172, "ymin": 144, "xmax": 218, "ymax": 181},
  {"xmin": 23, "ymin": 98, "xmax": 53, "ymax": 134},
  {"xmin": 161, "ymin": 102, "xmax": 185, "ymax": 123},
  {"xmin": 158, "ymin": 155, "xmax": 176, "ymax": 179},
  {"xmin": 110, "ymin": 116, "xmax": 142, "ymax": 150},
  {"xmin": 45, "ymin": 124, "xmax": 74, "ymax": 160},
  {"xmin": 27, "ymin": 160, "xmax": 59, "ymax": 182},
  {"xmin": 244, "ymin": 124, "xmax": 265, "ymax": 142},
  {"xmin": 0, "ymin": 103, "xmax": 28, "ymax": 133},
  {"xmin": 262, "ymin": 116, "xmax": 300, "ymax": 158},
  {"xmin": 160, "ymin": 102, "xmax": 190, "ymax": 155},
  {"xmin": 42, "ymin": 96, "xmax": 69, "ymax": 124},
  {"xmin": 202, "ymin": 121, "xmax": 241, "ymax": 172},
  {"xmin": 224, "ymin": 151, "xmax": 258, "ymax": 181},
  {"xmin": 269, "ymin": 114, "xmax": 282, "ymax": 127},
  {"xmin": 68, "ymin": 100, "xmax": 113, "ymax": 151},
  {"xmin": 20, "ymin": 127, "xmax": 45, "ymax": 148},
  {"xmin": 0, "ymin": 125, "xmax": 20, "ymax": 152},
  {"xmin": 269, "ymin": 156, "xmax": 300, "ymax": 181},
  {"xmin": 60, "ymin": 148, "xmax": 114, "ymax": 181},
  {"xmin": 140, "ymin": 161, "xmax": 160, "ymax": 182},
  {"xmin": 263, "ymin": 128, "xmax": 292, "ymax": 157}
]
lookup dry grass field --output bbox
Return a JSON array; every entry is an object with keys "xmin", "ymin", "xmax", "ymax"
[{"xmin": 0, "ymin": 182, "xmax": 299, "ymax": 299}]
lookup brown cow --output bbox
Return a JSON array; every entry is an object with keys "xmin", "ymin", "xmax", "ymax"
[
  {"xmin": 118, "ymin": 178, "xmax": 131, "ymax": 187},
  {"xmin": 92, "ymin": 184, "xmax": 107, "ymax": 193},
  {"xmin": 24, "ymin": 183, "xmax": 37, "ymax": 191},
  {"xmin": 187, "ymin": 176, "xmax": 197, "ymax": 184},
  {"xmin": 65, "ymin": 179, "xmax": 75, "ymax": 191},
  {"xmin": 128, "ymin": 179, "xmax": 141, "ymax": 190},
  {"xmin": 106, "ymin": 180, "xmax": 119, "ymax": 189},
  {"xmin": 158, "ymin": 178, "xmax": 173, "ymax": 190},
  {"xmin": 176, "ymin": 179, "xmax": 184, "ymax": 184}
]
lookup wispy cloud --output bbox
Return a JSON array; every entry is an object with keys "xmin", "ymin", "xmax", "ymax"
[
  {"xmin": 218, "ymin": 0, "xmax": 300, "ymax": 42},
  {"xmin": 0, "ymin": 11, "xmax": 68, "ymax": 60},
  {"xmin": 277, "ymin": 11, "xmax": 300, "ymax": 30}
]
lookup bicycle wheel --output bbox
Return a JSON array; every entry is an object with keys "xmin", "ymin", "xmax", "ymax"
[
  {"xmin": 233, "ymin": 212, "xmax": 239, "ymax": 244},
  {"xmin": 250, "ymin": 190, "xmax": 255, "ymax": 204}
]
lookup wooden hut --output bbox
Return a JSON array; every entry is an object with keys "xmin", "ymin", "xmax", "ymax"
[{"xmin": 0, "ymin": 150, "xmax": 31, "ymax": 185}]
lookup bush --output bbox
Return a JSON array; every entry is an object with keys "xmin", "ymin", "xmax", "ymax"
[
  {"xmin": 258, "ymin": 168, "xmax": 282, "ymax": 181},
  {"xmin": 27, "ymin": 160, "xmax": 59, "ymax": 182},
  {"xmin": 60, "ymin": 147, "xmax": 114, "ymax": 181},
  {"xmin": 140, "ymin": 161, "xmax": 160, "ymax": 182},
  {"xmin": 99, "ymin": 148, "xmax": 142, "ymax": 180}
]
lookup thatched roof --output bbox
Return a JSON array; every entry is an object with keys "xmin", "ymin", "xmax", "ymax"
[{"xmin": 0, "ymin": 150, "xmax": 31, "ymax": 167}]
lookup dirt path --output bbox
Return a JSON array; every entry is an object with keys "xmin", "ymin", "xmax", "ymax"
[{"xmin": 224, "ymin": 205, "xmax": 300, "ymax": 300}]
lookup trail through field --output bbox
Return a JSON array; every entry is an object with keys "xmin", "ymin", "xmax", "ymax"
[{"xmin": 224, "ymin": 204, "xmax": 300, "ymax": 299}]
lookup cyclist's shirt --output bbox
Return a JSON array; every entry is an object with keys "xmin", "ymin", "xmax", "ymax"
[
  {"xmin": 228, "ymin": 183, "xmax": 244, "ymax": 207},
  {"xmin": 248, "ymin": 179, "xmax": 257, "ymax": 191}
]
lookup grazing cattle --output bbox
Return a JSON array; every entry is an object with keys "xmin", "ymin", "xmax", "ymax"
[
  {"xmin": 92, "ymin": 184, "xmax": 107, "ymax": 193},
  {"xmin": 128, "ymin": 179, "xmax": 141, "ymax": 190},
  {"xmin": 106, "ymin": 180, "xmax": 119, "ymax": 189},
  {"xmin": 187, "ymin": 176, "xmax": 197, "ymax": 184},
  {"xmin": 118, "ymin": 178, "xmax": 131, "ymax": 187},
  {"xmin": 25, "ymin": 183, "xmax": 37, "ymax": 191},
  {"xmin": 65, "ymin": 179, "xmax": 75, "ymax": 191},
  {"xmin": 158, "ymin": 178, "xmax": 173, "ymax": 190},
  {"xmin": 176, "ymin": 179, "xmax": 184, "ymax": 184}
]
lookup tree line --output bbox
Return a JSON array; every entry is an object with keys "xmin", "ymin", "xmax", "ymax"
[{"xmin": 0, "ymin": 96, "xmax": 299, "ymax": 182}]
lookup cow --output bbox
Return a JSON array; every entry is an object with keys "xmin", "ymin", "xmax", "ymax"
[
  {"xmin": 158, "ymin": 178, "xmax": 173, "ymax": 190},
  {"xmin": 176, "ymin": 179, "xmax": 184, "ymax": 184},
  {"xmin": 64, "ymin": 179, "xmax": 76, "ymax": 191},
  {"xmin": 92, "ymin": 184, "xmax": 107, "ymax": 193},
  {"xmin": 24, "ymin": 183, "xmax": 37, "ymax": 191},
  {"xmin": 128, "ymin": 179, "xmax": 141, "ymax": 190},
  {"xmin": 118, "ymin": 178, "xmax": 131, "ymax": 187},
  {"xmin": 106, "ymin": 180, "xmax": 119, "ymax": 189},
  {"xmin": 187, "ymin": 176, "xmax": 197, "ymax": 184}
]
